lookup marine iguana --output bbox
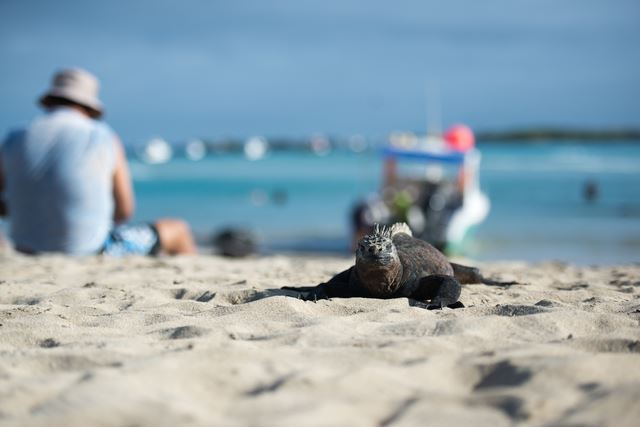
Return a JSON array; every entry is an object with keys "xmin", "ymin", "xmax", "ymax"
[{"xmin": 283, "ymin": 223, "xmax": 515, "ymax": 309}]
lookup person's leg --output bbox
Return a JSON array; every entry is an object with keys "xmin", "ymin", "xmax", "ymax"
[{"xmin": 155, "ymin": 218, "xmax": 197, "ymax": 255}]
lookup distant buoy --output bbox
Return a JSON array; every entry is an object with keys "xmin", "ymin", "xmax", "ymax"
[
  {"xmin": 185, "ymin": 138, "xmax": 206, "ymax": 161},
  {"xmin": 310, "ymin": 135, "xmax": 331, "ymax": 156},
  {"xmin": 348, "ymin": 134, "xmax": 367, "ymax": 153},
  {"xmin": 143, "ymin": 138, "xmax": 173, "ymax": 164},
  {"xmin": 244, "ymin": 137, "xmax": 268, "ymax": 161},
  {"xmin": 250, "ymin": 189, "xmax": 268, "ymax": 206}
]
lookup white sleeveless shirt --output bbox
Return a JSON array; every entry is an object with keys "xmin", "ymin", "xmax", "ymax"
[{"xmin": 1, "ymin": 107, "xmax": 116, "ymax": 254}]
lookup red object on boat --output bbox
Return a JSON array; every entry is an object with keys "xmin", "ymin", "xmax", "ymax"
[{"xmin": 444, "ymin": 124, "xmax": 475, "ymax": 152}]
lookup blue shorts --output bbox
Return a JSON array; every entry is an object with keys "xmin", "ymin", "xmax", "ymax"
[{"xmin": 101, "ymin": 223, "xmax": 161, "ymax": 256}]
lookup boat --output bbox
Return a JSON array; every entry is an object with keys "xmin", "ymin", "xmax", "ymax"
[{"xmin": 351, "ymin": 125, "xmax": 489, "ymax": 253}]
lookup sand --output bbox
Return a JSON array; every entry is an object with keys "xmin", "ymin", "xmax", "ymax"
[{"xmin": 0, "ymin": 251, "xmax": 639, "ymax": 427}]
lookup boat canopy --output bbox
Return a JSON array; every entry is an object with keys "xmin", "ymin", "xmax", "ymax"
[{"xmin": 381, "ymin": 146, "xmax": 466, "ymax": 165}]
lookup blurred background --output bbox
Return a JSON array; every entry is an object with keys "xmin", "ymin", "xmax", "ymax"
[{"xmin": 1, "ymin": 0, "xmax": 639, "ymax": 263}]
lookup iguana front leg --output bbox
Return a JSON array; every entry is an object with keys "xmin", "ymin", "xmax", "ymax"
[
  {"xmin": 282, "ymin": 267, "xmax": 368, "ymax": 301},
  {"xmin": 281, "ymin": 284, "xmax": 331, "ymax": 301},
  {"xmin": 411, "ymin": 274, "xmax": 463, "ymax": 309}
]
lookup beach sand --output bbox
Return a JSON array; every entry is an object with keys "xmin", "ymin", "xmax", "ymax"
[{"xmin": 0, "ymin": 251, "xmax": 639, "ymax": 427}]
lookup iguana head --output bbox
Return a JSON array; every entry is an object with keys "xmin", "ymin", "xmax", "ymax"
[
  {"xmin": 356, "ymin": 225, "xmax": 398, "ymax": 264},
  {"xmin": 355, "ymin": 223, "xmax": 410, "ymax": 296}
]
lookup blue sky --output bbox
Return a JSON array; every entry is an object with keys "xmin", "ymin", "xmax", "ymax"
[{"xmin": 1, "ymin": 0, "xmax": 639, "ymax": 143}]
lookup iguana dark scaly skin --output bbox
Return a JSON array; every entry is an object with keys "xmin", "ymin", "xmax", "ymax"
[{"xmin": 283, "ymin": 223, "xmax": 516, "ymax": 309}]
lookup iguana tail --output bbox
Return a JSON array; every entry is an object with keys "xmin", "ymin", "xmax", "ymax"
[{"xmin": 450, "ymin": 263, "xmax": 518, "ymax": 286}]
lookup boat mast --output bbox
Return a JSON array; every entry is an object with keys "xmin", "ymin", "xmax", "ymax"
[{"xmin": 426, "ymin": 80, "xmax": 442, "ymax": 137}]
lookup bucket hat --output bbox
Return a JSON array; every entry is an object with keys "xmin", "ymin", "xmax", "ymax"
[{"xmin": 39, "ymin": 68, "xmax": 104, "ymax": 118}]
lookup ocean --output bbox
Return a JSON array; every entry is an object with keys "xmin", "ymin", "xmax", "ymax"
[{"xmin": 128, "ymin": 141, "xmax": 640, "ymax": 265}]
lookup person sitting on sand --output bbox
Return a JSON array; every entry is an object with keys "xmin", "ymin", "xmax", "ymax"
[{"xmin": 0, "ymin": 68, "xmax": 197, "ymax": 256}]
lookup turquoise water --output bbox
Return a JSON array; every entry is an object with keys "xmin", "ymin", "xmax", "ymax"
[{"xmin": 129, "ymin": 142, "xmax": 640, "ymax": 264}]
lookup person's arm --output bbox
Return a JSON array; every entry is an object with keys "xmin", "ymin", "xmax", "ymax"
[{"xmin": 112, "ymin": 138, "xmax": 134, "ymax": 223}]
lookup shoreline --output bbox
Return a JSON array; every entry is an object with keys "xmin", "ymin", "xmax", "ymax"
[
  {"xmin": 124, "ymin": 131, "xmax": 640, "ymax": 157},
  {"xmin": 1, "ymin": 253, "xmax": 639, "ymax": 426}
]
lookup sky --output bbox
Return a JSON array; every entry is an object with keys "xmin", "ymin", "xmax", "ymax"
[{"xmin": 1, "ymin": 0, "xmax": 639, "ymax": 143}]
